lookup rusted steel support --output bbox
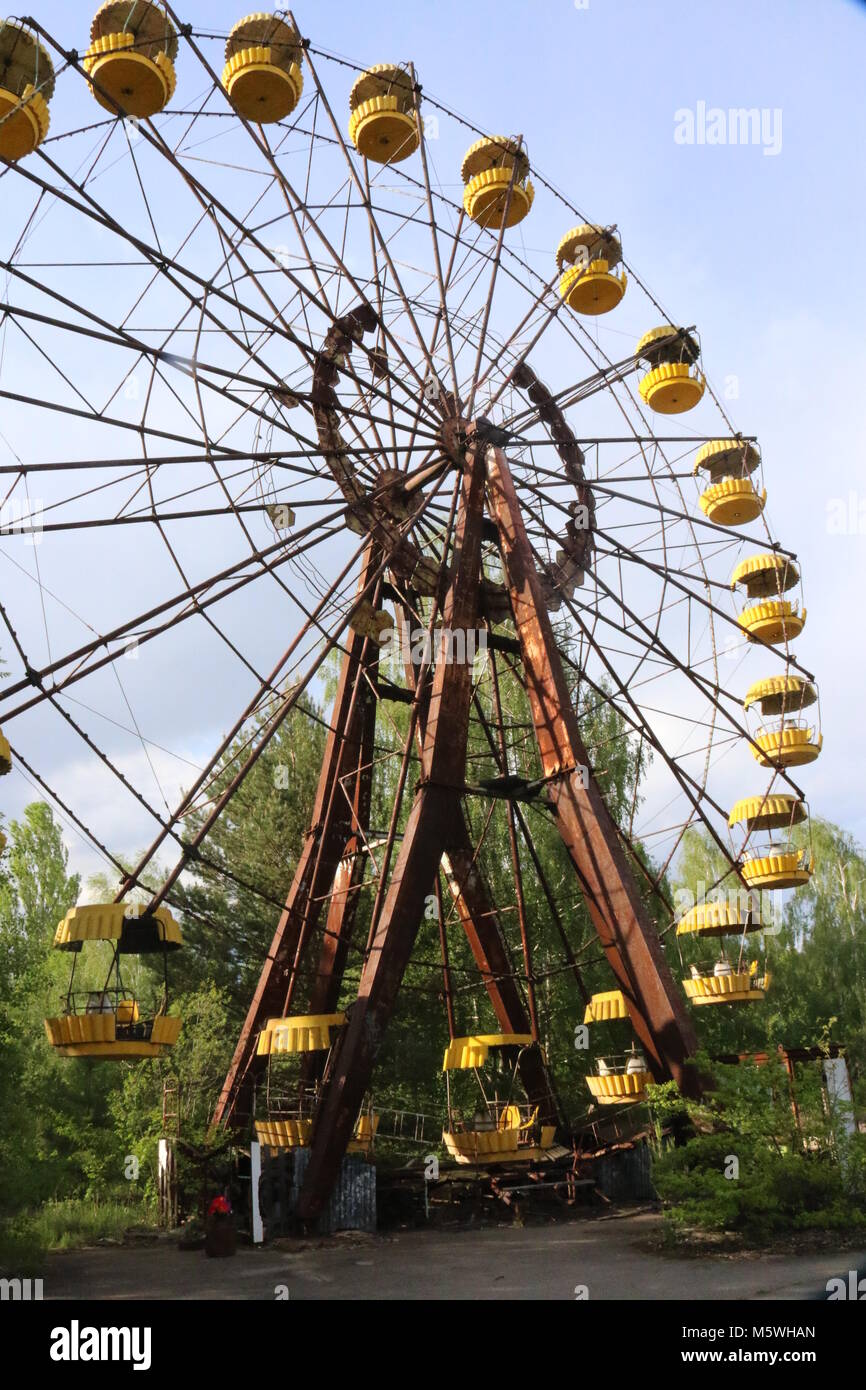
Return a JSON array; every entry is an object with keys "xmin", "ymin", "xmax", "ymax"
[
  {"xmin": 296, "ymin": 449, "xmax": 486, "ymax": 1222},
  {"xmin": 486, "ymin": 446, "xmax": 700, "ymax": 1096},
  {"xmin": 213, "ymin": 545, "xmax": 382, "ymax": 1129},
  {"xmin": 440, "ymin": 841, "xmax": 559, "ymax": 1125},
  {"xmin": 470, "ymin": 687, "xmax": 591, "ymax": 1004},
  {"xmin": 434, "ymin": 872, "xmax": 456, "ymax": 1039},
  {"xmin": 399, "ymin": 604, "xmax": 560, "ymax": 1124},
  {"xmin": 306, "ymin": 672, "xmax": 379, "ymax": 1015},
  {"xmin": 488, "ymin": 645, "xmax": 541, "ymax": 1040}
]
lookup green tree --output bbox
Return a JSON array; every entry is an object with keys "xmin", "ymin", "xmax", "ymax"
[{"xmin": 672, "ymin": 818, "xmax": 866, "ymax": 1089}]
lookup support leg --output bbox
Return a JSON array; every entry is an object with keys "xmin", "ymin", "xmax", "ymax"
[
  {"xmin": 486, "ymin": 446, "xmax": 699, "ymax": 1095},
  {"xmin": 296, "ymin": 449, "xmax": 486, "ymax": 1222}
]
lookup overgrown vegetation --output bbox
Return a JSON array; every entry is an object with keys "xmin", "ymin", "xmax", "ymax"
[
  {"xmin": 650, "ymin": 1055, "xmax": 866, "ymax": 1244},
  {"xmin": 2, "ymin": 646, "xmax": 865, "ymax": 1264}
]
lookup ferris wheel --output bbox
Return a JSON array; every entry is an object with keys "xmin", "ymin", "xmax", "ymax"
[{"xmin": 0, "ymin": 4, "xmax": 820, "ymax": 1218}]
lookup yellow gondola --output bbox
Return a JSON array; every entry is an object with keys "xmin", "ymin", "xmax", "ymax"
[
  {"xmin": 348, "ymin": 64, "xmax": 418, "ymax": 163},
  {"xmin": 222, "ymin": 13, "xmax": 303, "ymax": 123},
  {"xmin": 556, "ymin": 225, "xmax": 627, "ymax": 316},
  {"xmin": 683, "ymin": 961, "xmax": 770, "ymax": 1006},
  {"xmin": 461, "ymin": 136, "xmax": 534, "ymax": 229},
  {"xmin": 732, "ymin": 552, "xmax": 806, "ymax": 645},
  {"xmin": 675, "ymin": 898, "xmax": 763, "ymax": 938},
  {"xmin": 84, "ymin": 1, "xmax": 177, "ymax": 119},
  {"xmin": 583, "ymin": 989, "xmax": 629, "ymax": 1023},
  {"xmin": 743, "ymin": 673, "xmax": 822, "ymax": 768},
  {"xmin": 739, "ymin": 843, "xmax": 814, "ymax": 891},
  {"xmin": 694, "ymin": 438, "xmax": 766, "ymax": 526},
  {"xmin": 254, "ymin": 1012, "xmax": 343, "ymax": 1148},
  {"xmin": 583, "ymin": 992, "xmax": 651, "ymax": 1102},
  {"xmin": 585, "ymin": 1053, "xmax": 652, "ymax": 1103},
  {"xmin": 44, "ymin": 902, "xmax": 182, "ymax": 1058},
  {"xmin": 0, "ymin": 725, "xmax": 11, "ymax": 774},
  {"xmin": 0, "ymin": 20, "xmax": 54, "ymax": 162},
  {"xmin": 728, "ymin": 792, "xmax": 806, "ymax": 833},
  {"xmin": 441, "ymin": 1034, "xmax": 556, "ymax": 1163},
  {"xmin": 728, "ymin": 794, "xmax": 814, "ymax": 890},
  {"xmin": 678, "ymin": 882, "xmax": 772, "ymax": 1005},
  {"xmin": 635, "ymin": 326, "xmax": 705, "ymax": 414},
  {"xmin": 254, "ymin": 1012, "xmax": 378, "ymax": 1153}
]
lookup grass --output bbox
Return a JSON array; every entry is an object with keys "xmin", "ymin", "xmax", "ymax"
[
  {"xmin": 0, "ymin": 1220, "xmax": 45, "ymax": 1276},
  {"xmin": 0, "ymin": 1197, "xmax": 156, "ymax": 1273}
]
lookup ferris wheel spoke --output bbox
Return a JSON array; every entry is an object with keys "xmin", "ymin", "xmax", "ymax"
[
  {"xmin": 361, "ymin": 166, "xmax": 401, "ymax": 469},
  {"xmin": 516, "ymin": 486, "xmax": 802, "ymax": 799},
  {"xmin": 0, "ymin": 505, "xmax": 346, "ymax": 720},
  {"xmin": 461, "ymin": 197, "xmax": 514, "ymax": 416},
  {"xmin": 586, "ymin": 476, "xmax": 788, "ymax": 555},
  {"xmin": 158, "ymin": 18, "xmax": 445, "ymax": 429},
  {"xmin": 0, "ymin": 446, "xmax": 390, "ymax": 477},
  {"xmin": 592, "ymin": 526, "xmax": 814, "ymax": 686},
  {"xmin": 4, "ymin": 498, "xmax": 341, "ymax": 535},
  {"xmin": 408, "ymin": 72, "xmax": 460, "ymax": 407},
  {"xmin": 290, "ymin": 38, "xmax": 450, "ymax": 410},
  {"xmin": 145, "ymin": 456, "xmax": 458, "ymax": 913},
  {"xmin": 472, "ymin": 272, "xmax": 561, "ymax": 407}
]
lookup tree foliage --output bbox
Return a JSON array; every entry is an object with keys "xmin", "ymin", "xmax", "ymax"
[{"xmin": 2, "ymin": 654, "xmax": 865, "ymax": 1243}]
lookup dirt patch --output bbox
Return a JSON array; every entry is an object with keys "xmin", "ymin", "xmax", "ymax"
[{"xmin": 638, "ymin": 1223, "xmax": 866, "ymax": 1261}]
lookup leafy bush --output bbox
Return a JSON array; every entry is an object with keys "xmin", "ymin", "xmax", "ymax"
[{"xmin": 650, "ymin": 1056, "xmax": 866, "ymax": 1243}]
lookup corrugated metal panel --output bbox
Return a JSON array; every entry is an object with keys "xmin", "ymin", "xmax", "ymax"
[
  {"xmin": 593, "ymin": 1142, "xmax": 656, "ymax": 1201},
  {"xmin": 259, "ymin": 1150, "xmax": 377, "ymax": 1236}
]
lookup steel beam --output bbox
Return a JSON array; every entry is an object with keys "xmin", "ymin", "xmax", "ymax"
[
  {"xmin": 295, "ymin": 448, "xmax": 486, "ymax": 1222},
  {"xmin": 440, "ymin": 844, "xmax": 559, "ymax": 1124},
  {"xmin": 486, "ymin": 445, "xmax": 700, "ymax": 1096},
  {"xmin": 213, "ymin": 545, "xmax": 382, "ymax": 1129},
  {"xmin": 399, "ymin": 607, "xmax": 560, "ymax": 1124}
]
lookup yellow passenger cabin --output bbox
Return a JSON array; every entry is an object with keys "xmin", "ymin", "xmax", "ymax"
[
  {"xmin": 222, "ymin": 12, "xmax": 304, "ymax": 123},
  {"xmin": 441, "ymin": 1034, "xmax": 557, "ymax": 1164},
  {"xmin": 0, "ymin": 21, "xmax": 54, "ymax": 161},
  {"xmin": 348, "ymin": 63, "xmax": 418, "ymax": 163},
  {"xmin": 743, "ymin": 674, "xmax": 822, "ymax": 768},
  {"xmin": 694, "ymin": 439, "xmax": 765, "ymax": 526},
  {"xmin": 635, "ymin": 326, "xmax": 705, "ymax": 414},
  {"xmin": 461, "ymin": 136, "xmax": 534, "ymax": 228},
  {"xmin": 556, "ymin": 225, "xmax": 627, "ymax": 316},
  {"xmin": 44, "ymin": 902, "xmax": 182, "ymax": 1058}
]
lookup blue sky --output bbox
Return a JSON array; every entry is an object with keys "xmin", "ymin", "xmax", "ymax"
[{"xmin": 3, "ymin": 0, "xmax": 865, "ymax": 875}]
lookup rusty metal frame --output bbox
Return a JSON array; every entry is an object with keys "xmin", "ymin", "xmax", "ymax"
[
  {"xmin": 212, "ymin": 543, "xmax": 383, "ymax": 1129},
  {"xmin": 486, "ymin": 444, "xmax": 699, "ymax": 1096},
  {"xmin": 294, "ymin": 444, "xmax": 487, "ymax": 1220}
]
